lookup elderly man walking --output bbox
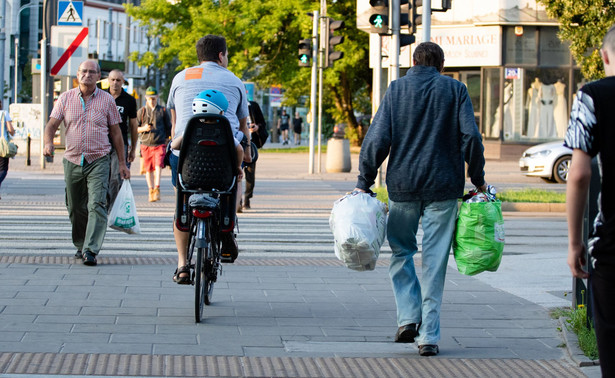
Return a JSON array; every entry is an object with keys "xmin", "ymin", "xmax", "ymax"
[{"xmin": 44, "ymin": 60, "xmax": 130, "ymax": 266}]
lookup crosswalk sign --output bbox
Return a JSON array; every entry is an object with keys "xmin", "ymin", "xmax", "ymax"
[{"xmin": 58, "ymin": 1, "xmax": 83, "ymax": 26}]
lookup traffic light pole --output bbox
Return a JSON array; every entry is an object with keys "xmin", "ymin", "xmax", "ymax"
[
  {"xmin": 423, "ymin": 0, "xmax": 431, "ymax": 42},
  {"xmin": 317, "ymin": 0, "xmax": 327, "ymax": 174},
  {"xmin": 389, "ymin": 0, "xmax": 400, "ymax": 82},
  {"xmin": 373, "ymin": 34, "xmax": 383, "ymax": 188},
  {"xmin": 308, "ymin": 11, "xmax": 319, "ymax": 174}
]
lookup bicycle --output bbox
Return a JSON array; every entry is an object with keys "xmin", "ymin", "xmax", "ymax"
[{"xmin": 175, "ymin": 113, "xmax": 239, "ymax": 323}]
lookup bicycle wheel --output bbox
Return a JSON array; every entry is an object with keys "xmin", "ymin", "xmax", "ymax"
[
  {"xmin": 203, "ymin": 220, "xmax": 218, "ymax": 305},
  {"xmin": 194, "ymin": 244, "xmax": 205, "ymax": 322}
]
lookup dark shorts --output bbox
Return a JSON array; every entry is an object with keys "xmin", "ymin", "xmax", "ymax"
[{"xmin": 280, "ymin": 124, "xmax": 289, "ymax": 131}]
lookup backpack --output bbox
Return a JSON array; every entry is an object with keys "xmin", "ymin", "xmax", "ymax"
[{"xmin": 249, "ymin": 101, "xmax": 268, "ymax": 148}]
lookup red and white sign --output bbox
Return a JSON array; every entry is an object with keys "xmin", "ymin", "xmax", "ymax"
[{"xmin": 50, "ymin": 26, "xmax": 89, "ymax": 76}]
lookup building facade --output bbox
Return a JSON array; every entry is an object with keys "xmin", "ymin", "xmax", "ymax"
[{"xmin": 367, "ymin": 0, "xmax": 580, "ymax": 148}]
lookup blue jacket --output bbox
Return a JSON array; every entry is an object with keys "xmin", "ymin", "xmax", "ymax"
[{"xmin": 356, "ymin": 65, "xmax": 485, "ymax": 201}]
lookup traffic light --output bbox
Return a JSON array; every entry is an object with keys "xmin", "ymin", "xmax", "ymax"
[
  {"xmin": 398, "ymin": 0, "xmax": 415, "ymax": 47},
  {"xmin": 298, "ymin": 39, "xmax": 311, "ymax": 67},
  {"xmin": 325, "ymin": 18, "xmax": 345, "ymax": 67},
  {"xmin": 368, "ymin": 0, "xmax": 388, "ymax": 35},
  {"xmin": 410, "ymin": 0, "xmax": 423, "ymax": 35}
]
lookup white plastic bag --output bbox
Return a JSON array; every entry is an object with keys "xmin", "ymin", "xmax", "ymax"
[
  {"xmin": 329, "ymin": 192, "xmax": 387, "ymax": 271},
  {"xmin": 108, "ymin": 179, "xmax": 141, "ymax": 234}
]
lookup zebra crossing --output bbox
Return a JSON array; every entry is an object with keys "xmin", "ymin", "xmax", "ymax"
[{"xmin": 0, "ymin": 173, "xmax": 388, "ymax": 259}]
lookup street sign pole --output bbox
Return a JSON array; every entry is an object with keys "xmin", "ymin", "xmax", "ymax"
[{"xmin": 308, "ymin": 11, "xmax": 319, "ymax": 174}]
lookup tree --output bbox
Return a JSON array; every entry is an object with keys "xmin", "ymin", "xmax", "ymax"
[
  {"xmin": 126, "ymin": 0, "xmax": 372, "ymax": 145},
  {"xmin": 540, "ymin": 0, "xmax": 615, "ymax": 80}
]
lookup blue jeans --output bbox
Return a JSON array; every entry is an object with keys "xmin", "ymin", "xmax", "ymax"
[{"xmin": 387, "ymin": 198, "xmax": 458, "ymax": 345}]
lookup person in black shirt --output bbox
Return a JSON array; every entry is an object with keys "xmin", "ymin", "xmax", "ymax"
[
  {"xmin": 292, "ymin": 112, "xmax": 303, "ymax": 145},
  {"xmin": 107, "ymin": 69, "xmax": 137, "ymax": 209},
  {"xmin": 566, "ymin": 24, "xmax": 615, "ymax": 378},
  {"xmin": 277, "ymin": 109, "xmax": 290, "ymax": 145},
  {"xmin": 241, "ymin": 101, "xmax": 267, "ymax": 211}
]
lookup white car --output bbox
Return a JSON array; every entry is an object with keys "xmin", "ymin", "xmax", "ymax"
[{"xmin": 519, "ymin": 141, "xmax": 572, "ymax": 183}]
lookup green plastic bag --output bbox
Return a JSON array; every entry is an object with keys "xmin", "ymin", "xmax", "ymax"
[{"xmin": 453, "ymin": 200, "xmax": 505, "ymax": 275}]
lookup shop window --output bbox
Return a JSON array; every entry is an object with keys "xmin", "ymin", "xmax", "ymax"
[
  {"xmin": 482, "ymin": 68, "xmax": 501, "ymax": 139},
  {"xmin": 504, "ymin": 26, "xmax": 537, "ymax": 65},
  {"xmin": 539, "ymin": 28, "xmax": 570, "ymax": 66},
  {"xmin": 523, "ymin": 68, "xmax": 570, "ymax": 139}
]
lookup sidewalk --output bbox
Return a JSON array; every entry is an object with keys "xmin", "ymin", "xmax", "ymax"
[{"xmin": 0, "ymin": 148, "xmax": 591, "ymax": 377}]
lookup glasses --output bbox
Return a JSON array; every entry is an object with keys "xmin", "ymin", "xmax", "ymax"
[{"xmin": 79, "ymin": 69, "xmax": 99, "ymax": 75}]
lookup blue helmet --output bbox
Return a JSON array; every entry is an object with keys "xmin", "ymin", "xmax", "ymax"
[{"xmin": 192, "ymin": 89, "xmax": 229, "ymax": 115}]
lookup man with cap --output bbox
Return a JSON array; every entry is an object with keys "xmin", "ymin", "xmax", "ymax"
[{"xmin": 137, "ymin": 86, "xmax": 172, "ymax": 202}]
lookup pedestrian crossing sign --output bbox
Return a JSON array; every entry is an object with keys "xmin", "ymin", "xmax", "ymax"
[{"xmin": 58, "ymin": 1, "xmax": 83, "ymax": 26}]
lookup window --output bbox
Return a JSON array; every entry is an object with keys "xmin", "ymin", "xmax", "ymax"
[
  {"xmin": 539, "ymin": 28, "xmax": 570, "ymax": 67},
  {"xmin": 504, "ymin": 26, "xmax": 537, "ymax": 65}
]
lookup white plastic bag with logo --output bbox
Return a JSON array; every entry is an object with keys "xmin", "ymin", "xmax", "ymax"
[
  {"xmin": 108, "ymin": 179, "xmax": 141, "ymax": 234},
  {"xmin": 329, "ymin": 192, "xmax": 388, "ymax": 271}
]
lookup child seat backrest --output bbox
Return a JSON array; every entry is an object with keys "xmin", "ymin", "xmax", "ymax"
[{"xmin": 177, "ymin": 114, "xmax": 238, "ymax": 193}]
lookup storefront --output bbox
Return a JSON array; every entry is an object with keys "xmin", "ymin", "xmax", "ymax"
[{"xmin": 429, "ymin": 24, "xmax": 580, "ymax": 144}]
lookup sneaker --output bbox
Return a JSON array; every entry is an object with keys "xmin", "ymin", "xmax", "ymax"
[
  {"xmin": 74, "ymin": 250, "xmax": 83, "ymax": 259},
  {"xmin": 148, "ymin": 188, "xmax": 155, "ymax": 202},
  {"xmin": 395, "ymin": 324, "xmax": 419, "ymax": 343},
  {"xmin": 418, "ymin": 344, "xmax": 439, "ymax": 356},
  {"xmin": 243, "ymin": 198, "xmax": 251, "ymax": 210},
  {"xmin": 83, "ymin": 251, "xmax": 97, "ymax": 266},
  {"xmin": 220, "ymin": 232, "xmax": 238, "ymax": 263},
  {"xmin": 153, "ymin": 187, "xmax": 160, "ymax": 201}
]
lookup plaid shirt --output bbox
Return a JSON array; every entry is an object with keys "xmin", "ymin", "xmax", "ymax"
[{"xmin": 50, "ymin": 87, "xmax": 121, "ymax": 165}]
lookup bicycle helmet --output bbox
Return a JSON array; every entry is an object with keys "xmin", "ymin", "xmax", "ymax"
[{"xmin": 192, "ymin": 89, "xmax": 229, "ymax": 115}]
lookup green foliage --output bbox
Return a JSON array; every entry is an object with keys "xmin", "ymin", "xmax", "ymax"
[
  {"xmin": 126, "ymin": 0, "xmax": 372, "ymax": 134},
  {"xmin": 552, "ymin": 306, "xmax": 599, "ymax": 360},
  {"xmin": 540, "ymin": 0, "xmax": 615, "ymax": 80},
  {"xmin": 498, "ymin": 189, "xmax": 566, "ymax": 203}
]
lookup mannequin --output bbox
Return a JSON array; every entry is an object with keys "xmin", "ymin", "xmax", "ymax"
[
  {"xmin": 553, "ymin": 79, "xmax": 568, "ymax": 137},
  {"xmin": 538, "ymin": 83, "xmax": 557, "ymax": 138},
  {"xmin": 526, "ymin": 78, "xmax": 541, "ymax": 137}
]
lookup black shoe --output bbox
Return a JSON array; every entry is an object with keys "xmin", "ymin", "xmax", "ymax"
[
  {"xmin": 74, "ymin": 250, "xmax": 83, "ymax": 259},
  {"xmin": 220, "ymin": 232, "xmax": 238, "ymax": 263},
  {"xmin": 418, "ymin": 344, "xmax": 439, "ymax": 356},
  {"xmin": 243, "ymin": 198, "xmax": 251, "ymax": 209},
  {"xmin": 83, "ymin": 251, "xmax": 97, "ymax": 266},
  {"xmin": 395, "ymin": 324, "xmax": 419, "ymax": 343}
]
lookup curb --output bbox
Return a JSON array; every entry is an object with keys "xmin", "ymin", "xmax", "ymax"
[
  {"xmin": 558, "ymin": 317, "xmax": 600, "ymax": 367},
  {"xmin": 501, "ymin": 202, "xmax": 566, "ymax": 212}
]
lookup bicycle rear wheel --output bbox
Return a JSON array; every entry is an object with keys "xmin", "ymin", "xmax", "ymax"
[{"xmin": 195, "ymin": 245, "xmax": 207, "ymax": 322}]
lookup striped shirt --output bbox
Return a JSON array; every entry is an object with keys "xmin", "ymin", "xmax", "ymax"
[{"xmin": 50, "ymin": 87, "xmax": 121, "ymax": 165}]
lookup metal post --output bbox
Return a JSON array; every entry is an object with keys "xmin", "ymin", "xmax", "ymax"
[
  {"xmin": 0, "ymin": 0, "xmax": 7, "ymax": 109},
  {"xmin": 14, "ymin": 38, "xmax": 19, "ymax": 103},
  {"xmin": 423, "ymin": 0, "xmax": 431, "ymax": 42},
  {"xmin": 125, "ymin": 0, "xmax": 132, "ymax": 75},
  {"xmin": 389, "ymin": 0, "xmax": 399, "ymax": 81},
  {"xmin": 107, "ymin": 8, "xmax": 113, "ymax": 60},
  {"xmin": 317, "ymin": 0, "xmax": 327, "ymax": 174},
  {"xmin": 373, "ymin": 35, "xmax": 383, "ymax": 188},
  {"xmin": 40, "ymin": 35, "xmax": 47, "ymax": 169},
  {"xmin": 308, "ymin": 10, "xmax": 319, "ymax": 174}
]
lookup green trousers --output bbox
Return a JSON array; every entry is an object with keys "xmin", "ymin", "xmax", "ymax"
[{"xmin": 63, "ymin": 155, "xmax": 110, "ymax": 255}]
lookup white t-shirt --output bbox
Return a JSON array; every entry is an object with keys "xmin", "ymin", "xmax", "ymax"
[{"xmin": 167, "ymin": 61, "xmax": 248, "ymax": 155}]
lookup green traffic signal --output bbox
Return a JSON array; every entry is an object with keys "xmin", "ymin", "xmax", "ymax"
[
  {"xmin": 300, "ymin": 54, "xmax": 309, "ymax": 64},
  {"xmin": 368, "ymin": 0, "xmax": 388, "ymax": 35},
  {"xmin": 372, "ymin": 15, "xmax": 384, "ymax": 29}
]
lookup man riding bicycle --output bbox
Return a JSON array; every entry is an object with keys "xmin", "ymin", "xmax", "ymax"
[{"xmin": 167, "ymin": 35, "xmax": 251, "ymax": 284}]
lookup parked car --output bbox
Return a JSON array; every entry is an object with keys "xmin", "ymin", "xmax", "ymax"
[{"xmin": 519, "ymin": 141, "xmax": 572, "ymax": 183}]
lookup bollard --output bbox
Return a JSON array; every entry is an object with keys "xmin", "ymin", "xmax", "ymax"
[
  {"xmin": 325, "ymin": 138, "xmax": 351, "ymax": 173},
  {"xmin": 26, "ymin": 134, "xmax": 31, "ymax": 166}
]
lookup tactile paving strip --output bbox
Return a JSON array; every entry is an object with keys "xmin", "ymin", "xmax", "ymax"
[
  {"xmin": 0, "ymin": 352, "xmax": 586, "ymax": 377},
  {"xmin": 0, "ymin": 255, "xmax": 391, "ymax": 267}
]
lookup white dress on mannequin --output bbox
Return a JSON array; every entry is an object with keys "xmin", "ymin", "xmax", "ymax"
[
  {"xmin": 553, "ymin": 80, "xmax": 568, "ymax": 137},
  {"xmin": 538, "ymin": 83, "xmax": 556, "ymax": 138},
  {"xmin": 491, "ymin": 82, "xmax": 514, "ymax": 138},
  {"xmin": 526, "ymin": 78, "xmax": 541, "ymax": 137}
]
